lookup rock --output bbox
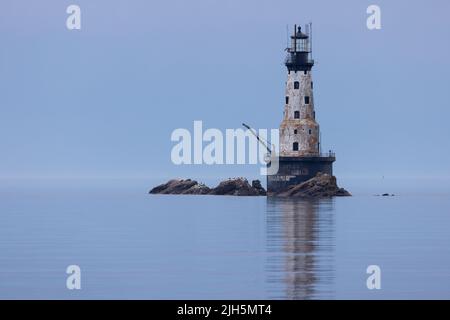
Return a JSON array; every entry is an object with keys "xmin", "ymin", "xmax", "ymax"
[
  {"xmin": 209, "ymin": 178, "xmax": 266, "ymax": 196},
  {"xmin": 149, "ymin": 179, "xmax": 210, "ymax": 195},
  {"xmin": 149, "ymin": 174, "xmax": 349, "ymax": 198},
  {"xmin": 149, "ymin": 178, "xmax": 265, "ymax": 196},
  {"xmin": 252, "ymin": 180, "xmax": 267, "ymax": 196},
  {"xmin": 183, "ymin": 183, "xmax": 211, "ymax": 195},
  {"xmin": 335, "ymin": 188, "xmax": 352, "ymax": 197},
  {"xmin": 269, "ymin": 172, "xmax": 351, "ymax": 198}
]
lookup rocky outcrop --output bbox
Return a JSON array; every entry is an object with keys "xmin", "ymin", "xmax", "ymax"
[
  {"xmin": 149, "ymin": 179, "xmax": 210, "ymax": 195},
  {"xmin": 252, "ymin": 180, "xmax": 266, "ymax": 195},
  {"xmin": 149, "ymin": 178, "xmax": 266, "ymax": 196},
  {"xmin": 270, "ymin": 172, "xmax": 351, "ymax": 198},
  {"xmin": 149, "ymin": 173, "xmax": 350, "ymax": 198},
  {"xmin": 209, "ymin": 178, "xmax": 266, "ymax": 196}
]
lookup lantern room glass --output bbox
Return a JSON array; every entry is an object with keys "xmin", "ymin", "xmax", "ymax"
[{"xmin": 296, "ymin": 38, "xmax": 308, "ymax": 52}]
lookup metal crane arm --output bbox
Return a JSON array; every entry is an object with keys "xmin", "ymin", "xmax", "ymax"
[{"xmin": 242, "ymin": 123, "xmax": 272, "ymax": 154}]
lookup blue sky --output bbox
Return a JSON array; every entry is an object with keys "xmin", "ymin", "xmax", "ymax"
[{"xmin": 1, "ymin": 0, "xmax": 450, "ymax": 188}]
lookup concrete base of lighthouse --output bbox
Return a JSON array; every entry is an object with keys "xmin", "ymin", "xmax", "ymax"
[{"xmin": 267, "ymin": 155, "xmax": 335, "ymax": 193}]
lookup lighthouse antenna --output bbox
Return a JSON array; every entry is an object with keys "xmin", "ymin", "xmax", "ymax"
[
  {"xmin": 294, "ymin": 24, "xmax": 297, "ymax": 52},
  {"xmin": 305, "ymin": 23, "xmax": 310, "ymax": 52},
  {"xmin": 286, "ymin": 24, "xmax": 289, "ymax": 49},
  {"xmin": 309, "ymin": 22, "xmax": 313, "ymax": 59}
]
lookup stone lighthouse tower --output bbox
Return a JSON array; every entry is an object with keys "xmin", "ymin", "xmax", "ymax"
[{"xmin": 267, "ymin": 24, "xmax": 335, "ymax": 193}]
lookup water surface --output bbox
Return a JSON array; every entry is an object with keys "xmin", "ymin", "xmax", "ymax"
[{"xmin": 1, "ymin": 182, "xmax": 449, "ymax": 299}]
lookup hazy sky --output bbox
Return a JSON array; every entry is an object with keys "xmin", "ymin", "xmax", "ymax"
[{"xmin": 1, "ymin": 0, "xmax": 450, "ymax": 185}]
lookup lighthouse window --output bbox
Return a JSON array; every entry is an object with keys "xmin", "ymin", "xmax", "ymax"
[
  {"xmin": 294, "ymin": 111, "xmax": 300, "ymax": 119},
  {"xmin": 294, "ymin": 81, "xmax": 299, "ymax": 89},
  {"xmin": 311, "ymin": 82, "xmax": 314, "ymax": 89},
  {"xmin": 309, "ymin": 129, "xmax": 312, "ymax": 134},
  {"xmin": 285, "ymin": 96, "xmax": 289, "ymax": 104},
  {"xmin": 294, "ymin": 129, "xmax": 298, "ymax": 134},
  {"xmin": 304, "ymin": 71, "xmax": 307, "ymax": 75},
  {"xmin": 305, "ymin": 96, "xmax": 310, "ymax": 104},
  {"xmin": 293, "ymin": 142, "xmax": 299, "ymax": 151}
]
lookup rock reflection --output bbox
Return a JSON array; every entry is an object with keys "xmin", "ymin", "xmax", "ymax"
[{"xmin": 266, "ymin": 198, "xmax": 335, "ymax": 299}]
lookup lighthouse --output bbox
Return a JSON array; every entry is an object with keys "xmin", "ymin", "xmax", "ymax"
[{"xmin": 267, "ymin": 24, "xmax": 335, "ymax": 193}]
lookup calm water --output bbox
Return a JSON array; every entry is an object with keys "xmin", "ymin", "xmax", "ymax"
[{"xmin": 1, "ymin": 181, "xmax": 450, "ymax": 299}]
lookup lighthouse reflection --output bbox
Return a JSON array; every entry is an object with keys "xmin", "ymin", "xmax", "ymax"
[{"xmin": 266, "ymin": 198, "xmax": 335, "ymax": 299}]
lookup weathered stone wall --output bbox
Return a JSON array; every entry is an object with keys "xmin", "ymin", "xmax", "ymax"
[{"xmin": 280, "ymin": 70, "xmax": 320, "ymax": 156}]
